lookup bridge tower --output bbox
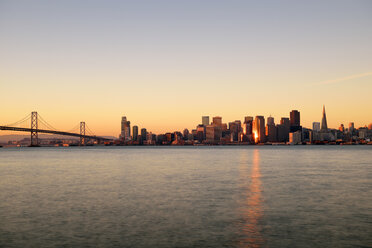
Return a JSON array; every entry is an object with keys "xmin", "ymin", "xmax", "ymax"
[
  {"xmin": 30, "ymin": 111, "xmax": 39, "ymax": 146},
  {"xmin": 80, "ymin": 121, "xmax": 86, "ymax": 146}
]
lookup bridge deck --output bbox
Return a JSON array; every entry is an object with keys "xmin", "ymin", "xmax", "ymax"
[{"xmin": 0, "ymin": 126, "xmax": 112, "ymax": 141}]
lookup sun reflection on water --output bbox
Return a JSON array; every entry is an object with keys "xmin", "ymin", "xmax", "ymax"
[{"xmin": 239, "ymin": 149, "xmax": 264, "ymax": 247}]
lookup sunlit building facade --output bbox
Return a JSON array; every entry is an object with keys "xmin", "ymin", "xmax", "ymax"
[
  {"xmin": 121, "ymin": 116, "xmax": 131, "ymax": 141},
  {"xmin": 253, "ymin": 116, "xmax": 265, "ymax": 143},
  {"xmin": 202, "ymin": 116, "xmax": 210, "ymax": 126}
]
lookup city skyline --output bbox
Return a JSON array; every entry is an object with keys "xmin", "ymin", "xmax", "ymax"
[
  {"xmin": 1, "ymin": 0, "xmax": 372, "ymax": 135},
  {"xmin": 2, "ymin": 105, "xmax": 371, "ymax": 146},
  {"xmin": 0, "ymin": 105, "xmax": 371, "ymax": 137}
]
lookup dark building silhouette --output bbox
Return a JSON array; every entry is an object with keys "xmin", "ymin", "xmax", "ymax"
[
  {"xmin": 290, "ymin": 110, "xmax": 302, "ymax": 132},
  {"xmin": 133, "ymin": 125, "xmax": 138, "ymax": 141},
  {"xmin": 290, "ymin": 110, "xmax": 300, "ymax": 126},
  {"xmin": 141, "ymin": 128, "xmax": 147, "ymax": 141},
  {"xmin": 280, "ymin": 117, "xmax": 290, "ymax": 141},
  {"xmin": 266, "ymin": 123, "xmax": 277, "ymax": 142},
  {"xmin": 321, "ymin": 105, "xmax": 328, "ymax": 131},
  {"xmin": 276, "ymin": 124, "xmax": 287, "ymax": 142}
]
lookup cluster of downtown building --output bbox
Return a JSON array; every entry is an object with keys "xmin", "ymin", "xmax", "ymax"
[{"xmin": 118, "ymin": 106, "xmax": 372, "ymax": 146}]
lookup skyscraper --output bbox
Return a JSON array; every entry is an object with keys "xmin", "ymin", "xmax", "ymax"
[
  {"xmin": 267, "ymin": 116, "xmax": 274, "ymax": 125},
  {"xmin": 244, "ymin": 116, "xmax": 253, "ymax": 123},
  {"xmin": 196, "ymin": 124, "xmax": 205, "ymax": 141},
  {"xmin": 206, "ymin": 125, "xmax": 222, "ymax": 142},
  {"xmin": 212, "ymin": 116, "xmax": 222, "ymax": 126},
  {"xmin": 290, "ymin": 110, "xmax": 300, "ymax": 127},
  {"xmin": 132, "ymin": 125, "xmax": 139, "ymax": 141},
  {"xmin": 313, "ymin": 122, "xmax": 320, "ymax": 131},
  {"xmin": 280, "ymin": 117, "xmax": 290, "ymax": 141},
  {"xmin": 339, "ymin": 124, "xmax": 344, "ymax": 132},
  {"xmin": 321, "ymin": 105, "xmax": 328, "ymax": 131},
  {"xmin": 290, "ymin": 110, "xmax": 301, "ymax": 132},
  {"xmin": 243, "ymin": 117, "xmax": 253, "ymax": 142},
  {"xmin": 202, "ymin": 116, "xmax": 210, "ymax": 126},
  {"xmin": 229, "ymin": 121, "xmax": 240, "ymax": 142},
  {"xmin": 183, "ymin": 128, "xmax": 189, "ymax": 139},
  {"xmin": 253, "ymin": 116, "xmax": 265, "ymax": 143},
  {"xmin": 141, "ymin": 128, "xmax": 147, "ymax": 141},
  {"xmin": 349, "ymin": 122, "xmax": 355, "ymax": 133},
  {"xmin": 121, "ymin": 116, "xmax": 131, "ymax": 141},
  {"xmin": 266, "ymin": 122, "xmax": 277, "ymax": 142},
  {"xmin": 276, "ymin": 124, "xmax": 287, "ymax": 142}
]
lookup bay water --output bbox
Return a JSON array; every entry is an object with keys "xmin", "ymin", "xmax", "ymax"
[{"xmin": 0, "ymin": 146, "xmax": 371, "ymax": 247}]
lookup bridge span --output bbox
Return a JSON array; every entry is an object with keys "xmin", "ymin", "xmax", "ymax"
[{"xmin": 1, "ymin": 112, "xmax": 113, "ymax": 146}]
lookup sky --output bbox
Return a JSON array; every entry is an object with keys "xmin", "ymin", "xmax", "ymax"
[{"xmin": 1, "ymin": 0, "xmax": 371, "ymax": 136}]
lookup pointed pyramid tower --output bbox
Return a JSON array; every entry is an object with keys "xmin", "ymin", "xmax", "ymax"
[{"xmin": 321, "ymin": 105, "xmax": 328, "ymax": 131}]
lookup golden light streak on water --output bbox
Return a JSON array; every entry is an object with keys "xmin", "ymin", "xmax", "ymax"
[{"xmin": 239, "ymin": 149, "xmax": 264, "ymax": 247}]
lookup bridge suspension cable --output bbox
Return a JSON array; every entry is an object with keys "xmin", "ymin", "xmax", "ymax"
[
  {"xmin": 37, "ymin": 114, "xmax": 57, "ymax": 131},
  {"xmin": 66, "ymin": 123, "xmax": 80, "ymax": 133},
  {"xmin": 3, "ymin": 113, "xmax": 31, "ymax": 127},
  {"xmin": 85, "ymin": 123, "xmax": 96, "ymax": 136}
]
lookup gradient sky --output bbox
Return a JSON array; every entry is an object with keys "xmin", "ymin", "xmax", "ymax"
[{"xmin": 1, "ymin": 0, "xmax": 371, "ymax": 136}]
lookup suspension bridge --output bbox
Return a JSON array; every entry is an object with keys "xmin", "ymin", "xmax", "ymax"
[{"xmin": 0, "ymin": 112, "xmax": 113, "ymax": 146}]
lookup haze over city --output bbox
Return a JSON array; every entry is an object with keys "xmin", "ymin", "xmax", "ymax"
[{"xmin": 1, "ymin": 0, "xmax": 371, "ymax": 135}]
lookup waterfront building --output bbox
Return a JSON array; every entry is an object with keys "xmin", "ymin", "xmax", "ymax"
[
  {"xmin": 156, "ymin": 134, "xmax": 166, "ymax": 144},
  {"xmin": 289, "ymin": 131, "xmax": 302, "ymax": 145},
  {"xmin": 235, "ymin": 120, "xmax": 242, "ymax": 132},
  {"xmin": 141, "ymin": 128, "xmax": 147, "ymax": 141},
  {"xmin": 165, "ymin": 133, "xmax": 174, "ymax": 143},
  {"xmin": 339, "ymin": 124, "xmax": 344, "ymax": 132},
  {"xmin": 212, "ymin": 116, "xmax": 222, "ymax": 126},
  {"xmin": 183, "ymin": 129, "xmax": 189, "ymax": 140},
  {"xmin": 196, "ymin": 125, "xmax": 205, "ymax": 142},
  {"xmin": 276, "ymin": 124, "xmax": 287, "ymax": 142},
  {"xmin": 174, "ymin": 132, "xmax": 182, "ymax": 141},
  {"xmin": 221, "ymin": 123, "xmax": 228, "ymax": 132},
  {"xmin": 202, "ymin": 116, "xmax": 210, "ymax": 126},
  {"xmin": 358, "ymin": 127, "xmax": 370, "ymax": 140},
  {"xmin": 229, "ymin": 121, "xmax": 240, "ymax": 142},
  {"xmin": 349, "ymin": 122, "xmax": 355, "ymax": 133},
  {"xmin": 290, "ymin": 110, "xmax": 300, "ymax": 126},
  {"xmin": 132, "ymin": 125, "xmax": 139, "ymax": 141},
  {"xmin": 206, "ymin": 125, "xmax": 222, "ymax": 142},
  {"xmin": 280, "ymin": 117, "xmax": 290, "ymax": 141},
  {"xmin": 191, "ymin": 129, "xmax": 197, "ymax": 138},
  {"xmin": 313, "ymin": 122, "xmax": 320, "ymax": 132},
  {"xmin": 321, "ymin": 105, "xmax": 328, "ymax": 131},
  {"xmin": 302, "ymin": 128, "xmax": 311, "ymax": 142},
  {"xmin": 244, "ymin": 116, "xmax": 254, "ymax": 123},
  {"xmin": 290, "ymin": 110, "xmax": 301, "ymax": 132},
  {"xmin": 121, "ymin": 116, "xmax": 131, "ymax": 141},
  {"xmin": 267, "ymin": 116, "xmax": 274, "ymax": 125},
  {"xmin": 253, "ymin": 116, "xmax": 265, "ymax": 143},
  {"xmin": 266, "ymin": 123, "xmax": 277, "ymax": 142},
  {"xmin": 243, "ymin": 119, "xmax": 253, "ymax": 136}
]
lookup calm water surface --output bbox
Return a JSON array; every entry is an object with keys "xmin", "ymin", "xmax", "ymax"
[{"xmin": 0, "ymin": 146, "xmax": 371, "ymax": 247}]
